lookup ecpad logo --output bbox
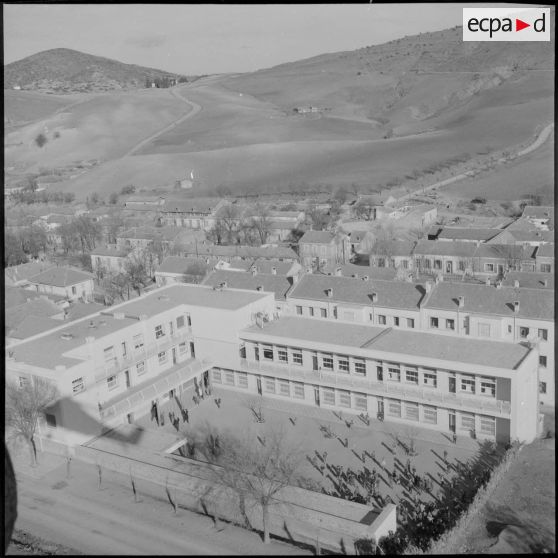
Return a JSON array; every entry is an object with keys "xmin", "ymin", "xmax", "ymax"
[{"xmin": 463, "ymin": 8, "xmax": 550, "ymax": 41}]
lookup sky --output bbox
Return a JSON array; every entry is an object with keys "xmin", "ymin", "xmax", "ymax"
[{"xmin": 2, "ymin": 3, "xmax": 529, "ymax": 75}]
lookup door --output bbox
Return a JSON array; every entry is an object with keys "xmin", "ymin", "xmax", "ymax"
[
  {"xmin": 449, "ymin": 376, "xmax": 456, "ymax": 393},
  {"xmin": 314, "ymin": 386, "xmax": 320, "ymax": 406},
  {"xmin": 312, "ymin": 355, "xmax": 319, "ymax": 371},
  {"xmin": 377, "ymin": 399, "xmax": 384, "ymax": 415},
  {"xmin": 124, "ymin": 370, "xmax": 130, "ymax": 389},
  {"xmin": 169, "ymin": 321, "xmax": 174, "ymax": 336},
  {"xmin": 377, "ymin": 366, "xmax": 383, "ymax": 381},
  {"xmin": 497, "ymin": 264, "xmax": 504, "ymax": 275},
  {"xmin": 449, "ymin": 412, "xmax": 456, "ymax": 433},
  {"xmin": 257, "ymin": 376, "xmax": 262, "ymax": 395},
  {"xmin": 446, "ymin": 261, "xmax": 453, "ymax": 274},
  {"xmin": 172, "ymin": 348, "xmax": 177, "ymax": 365},
  {"xmin": 189, "ymin": 342, "xmax": 195, "ymax": 358}
]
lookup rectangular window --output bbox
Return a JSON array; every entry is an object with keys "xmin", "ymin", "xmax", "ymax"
[
  {"xmin": 137, "ymin": 361, "xmax": 146, "ymax": 375},
  {"xmin": 484, "ymin": 263, "xmax": 494, "ymax": 272},
  {"xmin": 354, "ymin": 361, "xmax": 366, "ymax": 376},
  {"xmin": 237, "ymin": 372, "xmax": 248, "ymax": 388},
  {"xmin": 378, "ymin": 315, "xmax": 386, "ymax": 325},
  {"xmin": 434, "ymin": 259, "xmax": 442, "ymax": 270},
  {"xmin": 394, "ymin": 317, "xmax": 400, "ymax": 327},
  {"xmin": 461, "ymin": 376, "xmax": 476, "ymax": 393},
  {"xmin": 279, "ymin": 380, "xmax": 290, "ymax": 396},
  {"xmin": 176, "ymin": 315, "xmax": 185, "ymax": 329},
  {"xmin": 186, "ymin": 313, "xmax": 192, "ymax": 326},
  {"xmin": 320, "ymin": 308, "xmax": 327, "ymax": 318},
  {"xmin": 121, "ymin": 342, "xmax": 127, "ymax": 357},
  {"xmin": 539, "ymin": 356, "xmax": 547, "ymax": 368},
  {"xmin": 407, "ymin": 318, "xmax": 415, "ymax": 328},
  {"xmin": 423, "ymin": 371, "xmax": 437, "ymax": 387},
  {"xmin": 430, "ymin": 317, "xmax": 439, "ymax": 328},
  {"xmin": 338, "ymin": 358, "xmax": 349, "ymax": 373},
  {"xmin": 388, "ymin": 367, "xmax": 401, "ymax": 382},
  {"xmin": 458, "ymin": 261, "xmax": 466, "ymax": 271},
  {"xmin": 369, "ymin": 313, "xmax": 374, "ymax": 322},
  {"xmin": 45, "ymin": 413, "xmax": 57, "ymax": 428},
  {"xmin": 424, "ymin": 259, "xmax": 431, "ymax": 269},
  {"xmin": 296, "ymin": 305, "xmax": 303, "ymax": 315},
  {"xmin": 264, "ymin": 377, "xmax": 276, "ymax": 393},
  {"xmin": 277, "ymin": 348, "xmax": 288, "ymax": 363},
  {"xmin": 479, "ymin": 416, "xmax": 495, "ymax": 436},
  {"xmin": 423, "ymin": 406, "xmax": 437, "ymax": 424},
  {"xmin": 480, "ymin": 378, "xmax": 496, "ymax": 397},
  {"xmin": 212, "ymin": 369, "xmax": 222, "ymax": 383},
  {"xmin": 519, "ymin": 327, "xmax": 529, "ymax": 338},
  {"xmin": 541, "ymin": 263, "xmax": 551, "ymax": 273},
  {"xmin": 478, "ymin": 323, "xmax": 491, "ymax": 337},
  {"xmin": 405, "ymin": 368, "xmax": 418, "ymax": 384},
  {"xmin": 293, "ymin": 383, "xmax": 305, "ymax": 399},
  {"xmin": 133, "ymin": 334, "xmax": 144, "ymax": 351},
  {"xmin": 72, "ymin": 286, "xmax": 77, "ymax": 295},
  {"xmin": 538, "ymin": 329, "xmax": 548, "ymax": 341},
  {"xmin": 72, "ymin": 377, "xmax": 85, "ymax": 394},
  {"xmin": 460, "ymin": 413, "xmax": 475, "ymax": 431},
  {"xmin": 507, "ymin": 325, "xmax": 512, "ymax": 334},
  {"xmin": 263, "ymin": 346, "xmax": 274, "ymax": 360},
  {"xmin": 309, "ymin": 307, "xmax": 315, "ymax": 317},
  {"xmin": 539, "ymin": 381, "xmax": 547, "ymax": 394},
  {"xmin": 224, "ymin": 370, "xmax": 235, "ymax": 385},
  {"xmin": 107, "ymin": 375, "xmax": 118, "ymax": 390},
  {"xmin": 158, "ymin": 351, "xmax": 167, "ymax": 365},
  {"xmin": 446, "ymin": 319, "xmax": 455, "ymax": 330},
  {"xmin": 322, "ymin": 355, "xmax": 334, "ymax": 370},
  {"xmin": 322, "ymin": 388, "xmax": 335, "ymax": 405},
  {"xmin": 387, "ymin": 399, "xmax": 401, "ymax": 417},
  {"xmin": 354, "ymin": 393, "xmax": 367, "ymax": 411},
  {"xmin": 402, "ymin": 260, "xmax": 408, "ymax": 269},
  {"xmin": 338, "ymin": 390, "xmax": 351, "ymax": 408},
  {"xmin": 155, "ymin": 324, "xmax": 165, "ymax": 339},
  {"xmin": 405, "ymin": 402, "xmax": 419, "ymax": 421},
  {"xmin": 292, "ymin": 351, "xmax": 303, "ymax": 365},
  {"xmin": 179, "ymin": 342, "xmax": 187, "ymax": 355}
]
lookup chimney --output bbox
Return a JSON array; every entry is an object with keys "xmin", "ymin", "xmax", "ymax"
[
  {"xmin": 458, "ymin": 295, "xmax": 464, "ymax": 308},
  {"xmin": 371, "ymin": 292, "xmax": 378, "ymax": 303},
  {"xmin": 513, "ymin": 300, "xmax": 520, "ymax": 313},
  {"xmin": 425, "ymin": 280, "xmax": 433, "ymax": 293},
  {"xmin": 326, "ymin": 288, "xmax": 333, "ymax": 298},
  {"xmin": 271, "ymin": 267, "xmax": 277, "ymax": 275},
  {"xmin": 514, "ymin": 280, "xmax": 520, "ymax": 288}
]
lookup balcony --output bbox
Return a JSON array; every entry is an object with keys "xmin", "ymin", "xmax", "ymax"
[
  {"xmin": 239, "ymin": 359, "xmax": 511, "ymax": 416},
  {"xmin": 94, "ymin": 327, "xmax": 193, "ymax": 383}
]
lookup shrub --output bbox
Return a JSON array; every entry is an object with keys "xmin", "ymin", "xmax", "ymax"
[{"xmin": 35, "ymin": 133, "xmax": 48, "ymax": 148}]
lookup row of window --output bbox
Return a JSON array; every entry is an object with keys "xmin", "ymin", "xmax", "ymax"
[{"xmin": 294, "ymin": 305, "xmax": 416, "ymax": 328}]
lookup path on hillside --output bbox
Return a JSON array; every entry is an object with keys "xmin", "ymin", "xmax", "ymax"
[
  {"xmin": 123, "ymin": 87, "xmax": 202, "ymax": 157},
  {"xmin": 395, "ymin": 122, "xmax": 554, "ymax": 203}
]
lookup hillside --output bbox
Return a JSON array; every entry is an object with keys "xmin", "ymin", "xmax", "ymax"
[{"xmin": 4, "ymin": 48, "xmax": 187, "ymax": 93}]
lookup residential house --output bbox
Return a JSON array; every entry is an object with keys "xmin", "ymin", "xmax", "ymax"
[
  {"xmin": 123, "ymin": 195, "xmax": 165, "ymax": 209},
  {"xmin": 90, "ymin": 246, "xmax": 132, "ymax": 275},
  {"xmin": 155, "ymin": 256, "xmax": 218, "ymax": 286},
  {"xmin": 179, "ymin": 243, "xmax": 299, "ymax": 263},
  {"xmin": 436, "ymin": 228, "xmax": 501, "ymax": 243},
  {"xmin": 116, "ymin": 226, "xmax": 196, "ymax": 252},
  {"xmin": 317, "ymin": 263, "xmax": 398, "ymax": 281},
  {"xmin": 28, "ymin": 267, "xmax": 95, "ymax": 301},
  {"xmin": 413, "ymin": 240, "xmax": 477, "ymax": 276},
  {"xmin": 488, "ymin": 227, "xmax": 554, "ymax": 247},
  {"xmin": 6, "ymin": 296, "xmax": 66, "ymax": 339},
  {"xmin": 501, "ymin": 271, "xmax": 554, "ymax": 290},
  {"xmin": 159, "ymin": 197, "xmax": 225, "ymax": 229},
  {"xmin": 348, "ymin": 230, "xmax": 375, "ymax": 255},
  {"xmin": 5, "ymin": 261, "xmax": 55, "ymax": 287},
  {"xmin": 535, "ymin": 244, "xmax": 554, "ymax": 273},
  {"xmin": 368, "ymin": 240, "xmax": 416, "ymax": 271},
  {"xmin": 298, "ymin": 230, "xmax": 351, "ymax": 269},
  {"xmin": 472, "ymin": 244, "xmax": 536, "ymax": 276}
]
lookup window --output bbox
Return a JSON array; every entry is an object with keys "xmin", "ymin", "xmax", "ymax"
[
  {"xmin": 186, "ymin": 313, "xmax": 192, "ymax": 326},
  {"xmin": 507, "ymin": 325, "xmax": 512, "ymax": 334},
  {"xmin": 423, "ymin": 406, "xmax": 437, "ymax": 424},
  {"xmin": 430, "ymin": 317, "xmax": 439, "ymax": 328},
  {"xmin": 137, "ymin": 361, "xmax": 145, "ymax": 375},
  {"xmin": 309, "ymin": 307, "xmax": 315, "ymax": 317},
  {"xmin": 45, "ymin": 413, "xmax": 57, "ymax": 428},
  {"xmin": 480, "ymin": 378, "xmax": 496, "ymax": 397},
  {"xmin": 296, "ymin": 305, "xmax": 303, "ymax": 315},
  {"xmin": 402, "ymin": 260, "xmax": 408, "ymax": 269},
  {"xmin": 158, "ymin": 351, "xmax": 167, "ymax": 365},
  {"xmin": 458, "ymin": 261, "xmax": 466, "ymax": 271},
  {"xmin": 176, "ymin": 315, "xmax": 185, "ymax": 329},
  {"xmin": 539, "ymin": 381, "xmax": 547, "ymax": 394},
  {"xmin": 212, "ymin": 369, "xmax": 222, "ymax": 383},
  {"xmin": 405, "ymin": 368, "xmax": 418, "ymax": 384},
  {"xmin": 277, "ymin": 348, "xmax": 288, "ymax": 363},
  {"xmin": 538, "ymin": 329, "xmax": 548, "ymax": 341},
  {"xmin": 541, "ymin": 264, "xmax": 551, "ymax": 273},
  {"xmin": 460, "ymin": 413, "xmax": 475, "ymax": 431},
  {"xmin": 387, "ymin": 399, "xmax": 401, "ymax": 417},
  {"xmin": 388, "ymin": 367, "xmax": 401, "ymax": 382},
  {"xmin": 338, "ymin": 358, "xmax": 349, "ymax": 373},
  {"xmin": 155, "ymin": 324, "xmax": 165, "ymax": 339},
  {"xmin": 121, "ymin": 342, "xmax": 127, "ymax": 357},
  {"xmin": 338, "ymin": 390, "xmax": 351, "ymax": 408},
  {"xmin": 434, "ymin": 259, "xmax": 442, "ymax": 270},
  {"xmin": 407, "ymin": 318, "xmax": 415, "ymax": 328},
  {"xmin": 133, "ymin": 334, "xmax": 144, "ymax": 351},
  {"xmin": 461, "ymin": 376, "xmax": 475, "ymax": 393},
  {"xmin": 424, "ymin": 259, "xmax": 431, "ymax": 269},
  {"xmin": 394, "ymin": 317, "xmax": 400, "ymax": 327},
  {"xmin": 179, "ymin": 342, "xmax": 187, "ymax": 355},
  {"xmin": 320, "ymin": 308, "xmax": 327, "ymax": 318},
  {"xmin": 264, "ymin": 378, "xmax": 276, "ymax": 393},
  {"xmin": 369, "ymin": 313, "xmax": 374, "ymax": 322},
  {"xmin": 354, "ymin": 393, "xmax": 367, "ymax": 411},
  {"xmin": 293, "ymin": 383, "xmax": 305, "ymax": 399},
  {"xmin": 378, "ymin": 257, "xmax": 385, "ymax": 268},
  {"xmin": 322, "ymin": 355, "xmax": 334, "ymax": 370},
  {"xmin": 405, "ymin": 402, "xmax": 419, "ymax": 421},
  {"xmin": 224, "ymin": 370, "xmax": 235, "ymax": 385},
  {"xmin": 72, "ymin": 286, "xmax": 77, "ymax": 295},
  {"xmin": 478, "ymin": 323, "xmax": 491, "ymax": 337},
  {"xmin": 378, "ymin": 315, "xmax": 386, "ymax": 325},
  {"xmin": 72, "ymin": 377, "xmax": 85, "ymax": 394},
  {"xmin": 446, "ymin": 319, "xmax": 455, "ymax": 330},
  {"xmin": 354, "ymin": 361, "xmax": 366, "ymax": 376},
  {"xmin": 539, "ymin": 356, "xmax": 547, "ymax": 368},
  {"xmin": 279, "ymin": 380, "xmax": 290, "ymax": 396},
  {"xmin": 423, "ymin": 371, "xmax": 437, "ymax": 387},
  {"xmin": 322, "ymin": 388, "xmax": 335, "ymax": 405},
  {"xmin": 292, "ymin": 351, "xmax": 303, "ymax": 365},
  {"xmin": 479, "ymin": 416, "xmax": 495, "ymax": 436},
  {"xmin": 519, "ymin": 327, "xmax": 529, "ymax": 338},
  {"xmin": 237, "ymin": 372, "xmax": 248, "ymax": 388},
  {"xmin": 19, "ymin": 376, "xmax": 29, "ymax": 388},
  {"xmin": 263, "ymin": 346, "xmax": 274, "ymax": 361},
  {"xmin": 484, "ymin": 263, "xmax": 494, "ymax": 272},
  {"xmin": 107, "ymin": 375, "xmax": 118, "ymax": 390}
]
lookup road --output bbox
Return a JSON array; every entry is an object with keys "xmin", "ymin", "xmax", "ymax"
[
  {"xmin": 13, "ymin": 458, "xmax": 304, "ymax": 556},
  {"xmin": 123, "ymin": 87, "xmax": 202, "ymax": 157}
]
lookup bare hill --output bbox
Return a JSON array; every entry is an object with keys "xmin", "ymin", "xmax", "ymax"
[{"xmin": 4, "ymin": 48, "xmax": 187, "ymax": 93}]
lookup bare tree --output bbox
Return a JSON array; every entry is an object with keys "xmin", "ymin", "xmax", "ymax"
[
  {"xmin": 214, "ymin": 203, "xmax": 241, "ymax": 244},
  {"xmin": 247, "ymin": 203, "xmax": 272, "ymax": 245},
  {"xmin": 124, "ymin": 255, "xmax": 150, "ymax": 295},
  {"xmin": 6, "ymin": 376, "xmax": 58, "ymax": 466}
]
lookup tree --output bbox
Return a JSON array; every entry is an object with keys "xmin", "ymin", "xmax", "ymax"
[
  {"xmin": 124, "ymin": 255, "xmax": 150, "ymax": 295},
  {"xmin": 215, "ymin": 203, "xmax": 241, "ymax": 244},
  {"xmin": 247, "ymin": 203, "xmax": 272, "ymax": 245},
  {"xmin": 63, "ymin": 192, "xmax": 75, "ymax": 204},
  {"xmin": 19, "ymin": 225, "xmax": 49, "ymax": 259},
  {"xmin": 353, "ymin": 200, "xmax": 375, "ymax": 221},
  {"xmin": 332, "ymin": 187, "xmax": 348, "ymax": 205},
  {"xmin": 181, "ymin": 261, "xmax": 209, "ymax": 284},
  {"xmin": 35, "ymin": 133, "xmax": 48, "ymax": 148},
  {"xmin": 307, "ymin": 207, "xmax": 332, "ymax": 231},
  {"xmin": 6, "ymin": 376, "xmax": 58, "ymax": 466},
  {"xmin": 101, "ymin": 271, "xmax": 131, "ymax": 304},
  {"xmin": 120, "ymin": 184, "xmax": 136, "ymax": 195},
  {"xmin": 4, "ymin": 231, "xmax": 28, "ymax": 266},
  {"xmin": 109, "ymin": 192, "xmax": 119, "ymax": 205}
]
